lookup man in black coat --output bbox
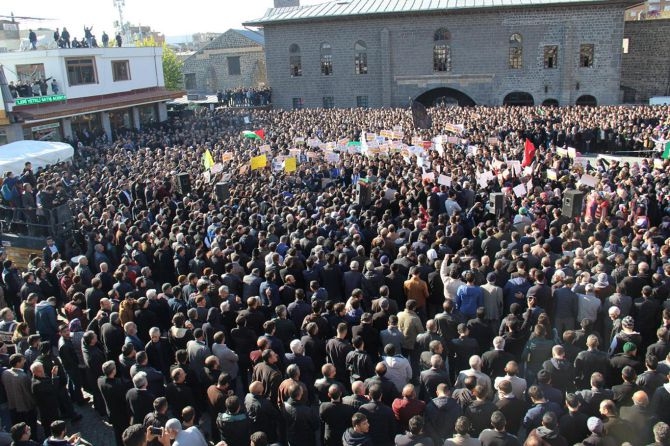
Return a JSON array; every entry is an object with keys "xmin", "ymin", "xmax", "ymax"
[
  {"xmin": 318, "ymin": 384, "xmax": 356, "ymax": 446},
  {"xmin": 126, "ymin": 371, "xmax": 156, "ymax": 425},
  {"xmin": 419, "ymin": 355, "xmax": 450, "ymax": 402},
  {"xmin": 423, "ymin": 383, "xmax": 461, "ymax": 445},
  {"xmin": 282, "ymin": 384, "xmax": 319, "ymax": 446},
  {"xmin": 358, "ymin": 384, "xmax": 397, "ymax": 446},
  {"xmin": 574, "ymin": 335, "xmax": 610, "ymax": 389},
  {"xmin": 363, "ymin": 362, "xmax": 399, "ymax": 407},
  {"xmin": 610, "ymin": 342, "xmax": 644, "ymax": 386},
  {"xmin": 82, "ymin": 330, "xmax": 107, "ymax": 416},
  {"xmin": 98, "ymin": 360, "xmax": 132, "ymax": 446},
  {"xmin": 244, "ymin": 381, "xmax": 280, "ymax": 444},
  {"xmin": 481, "ymin": 336, "xmax": 514, "ymax": 380},
  {"xmin": 494, "ymin": 379, "xmax": 527, "ymax": 436},
  {"xmin": 100, "ymin": 312, "xmax": 125, "ymax": 361},
  {"xmin": 620, "ymin": 390, "xmax": 657, "ymax": 446},
  {"xmin": 30, "ymin": 362, "xmax": 66, "ymax": 437},
  {"xmin": 650, "ymin": 369, "xmax": 670, "ymax": 424}
]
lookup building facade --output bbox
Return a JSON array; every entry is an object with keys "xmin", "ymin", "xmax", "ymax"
[
  {"xmin": 245, "ymin": 0, "xmax": 637, "ymax": 109},
  {"xmin": 181, "ymin": 29, "xmax": 266, "ymax": 94},
  {"xmin": 0, "ymin": 46, "xmax": 181, "ymax": 144},
  {"xmin": 621, "ymin": 18, "xmax": 670, "ymax": 102}
]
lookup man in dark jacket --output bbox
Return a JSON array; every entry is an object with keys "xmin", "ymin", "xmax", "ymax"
[
  {"xmin": 525, "ymin": 411, "xmax": 568, "ymax": 446},
  {"xmin": 244, "ymin": 381, "xmax": 280, "ymax": 444},
  {"xmin": 424, "ymin": 383, "xmax": 461, "ymax": 445},
  {"xmin": 358, "ymin": 384, "xmax": 396, "ymax": 446},
  {"xmin": 319, "ymin": 384, "xmax": 356, "ymax": 446},
  {"xmin": 394, "ymin": 415, "xmax": 434, "ymax": 446},
  {"xmin": 650, "ymin": 370, "xmax": 670, "ymax": 424},
  {"xmin": 216, "ymin": 395, "xmax": 250, "ymax": 446},
  {"xmin": 282, "ymin": 384, "xmax": 319, "ymax": 446},
  {"xmin": 97, "ymin": 360, "xmax": 131, "ymax": 446},
  {"xmin": 342, "ymin": 412, "xmax": 373, "ymax": 446},
  {"xmin": 125, "ymin": 371, "xmax": 155, "ymax": 425}
]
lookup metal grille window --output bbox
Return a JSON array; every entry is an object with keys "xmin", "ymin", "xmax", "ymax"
[
  {"xmin": 321, "ymin": 43, "xmax": 333, "ymax": 75},
  {"xmin": 544, "ymin": 46, "xmax": 558, "ymax": 69},
  {"xmin": 184, "ymin": 73, "xmax": 196, "ymax": 89},
  {"xmin": 66, "ymin": 58, "xmax": 97, "ymax": 85},
  {"xmin": 580, "ymin": 44, "xmax": 594, "ymax": 67},
  {"xmin": 289, "ymin": 44, "xmax": 302, "ymax": 77},
  {"xmin": 356, "ymin": 95, "xmax": 368, "ymax": 108},
  {"xmin": 227, "ymin": 56, "xmax": 241, "ymax": 75},
  {"xmin": 292, "ymin": 97, "xmax": 303, "ymax": 110},
  {"xmin": 111, "ymin": 60, "xmax": 130, "ymax": 81},
  {"xmin": 433, "ymin": 29, "xmax": 451, "ymax": 72},
  {"xmin": 354, "ymin": 41, "xmax": 367, "ymax": 74},
  {"xmin": 509, "ymin": 33, "xmax": 522, "ymax": 69}
]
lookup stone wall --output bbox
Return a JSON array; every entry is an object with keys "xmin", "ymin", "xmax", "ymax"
[
  {"xmin": 262, "ymin": 3, "xmax": 628, "ymax": 109},
  {"xmin": 182, "ymin": 30, "xmax": 266, "ymax": 94},
  {"xmin": 621, "ymin": 19, "xmax": 670, "ymax": 103}
]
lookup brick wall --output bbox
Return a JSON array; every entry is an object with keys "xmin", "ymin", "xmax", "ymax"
[
  {"xmin": 182, "ymin": 30, "xmax": 266, "ymax": 94},
  {"xmin": 262, "ymin": 3, "xmax": 627, "ymax": 109},
  {"xmin": 621, "ymin": 19, "xmax": 670, "ymax": 103}
]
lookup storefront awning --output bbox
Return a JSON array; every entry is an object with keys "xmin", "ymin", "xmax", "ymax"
[{"xmin": 13, "ymin": 87, "xmax": 184, "ymax": 123}]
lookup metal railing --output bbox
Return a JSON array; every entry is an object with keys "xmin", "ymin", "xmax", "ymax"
[{"xmin": 0, "ymin": 204, "xmax": 73, "ymax": 237}]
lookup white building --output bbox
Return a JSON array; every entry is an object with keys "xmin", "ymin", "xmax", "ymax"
[{"xmin": 0, "ymin": 46, "xmax": 181, "ymax": 144}]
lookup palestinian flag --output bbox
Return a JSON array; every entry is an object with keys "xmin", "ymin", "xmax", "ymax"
[{"xmin": 243, "ymin": 129, "xmax": 265, "ymax": 140}]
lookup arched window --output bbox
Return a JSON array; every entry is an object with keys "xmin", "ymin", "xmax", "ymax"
[
  {"xmin": 320, "ymin": 43, "xmax": 333, "ymax": 76},
  {"xmin": 509, "ymin": 33, "xmax": 522, "ymax": 69},
  {"xmin": 433, "ymin": 28, "xmax": 451, "ymax": 72},
  {"xmin": 289, "ymin": 44, "xmax": 302, "ymax": 77},
  {"xmin": 354, "ymin": 40, "xmax": 367, "ymax": 75}
]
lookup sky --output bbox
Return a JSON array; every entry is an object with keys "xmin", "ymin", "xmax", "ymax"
[{"xmin": 2, "ymin": 0, "xmax": 325, "ymax": 42}]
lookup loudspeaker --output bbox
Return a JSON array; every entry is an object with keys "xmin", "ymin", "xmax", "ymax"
[
  {"xmin": 215, "ymin": 182, "xmax": 229, "ymax": 202},
  {"xmin": 356, "ymin": 182, "xmax": 372, "ymax": 207},
  {"xmin": 562, "ymin": 190, "xmax": 585, "ymax": 218},
  {"xmin": 489, "ymin": 193, "xmax": 505, "ymax": 216},
  {"xmin": 177, "ymin": 173, "xmax": 191, "ymax": 195}
]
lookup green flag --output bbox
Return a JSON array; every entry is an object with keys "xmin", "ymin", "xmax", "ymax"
[{"xmin": 663, "ymin": 141, "xmax": 670, "ymax": 160}]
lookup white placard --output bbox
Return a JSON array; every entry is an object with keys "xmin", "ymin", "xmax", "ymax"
[
  {"xmin": 513, "ymin": 183, "xmax": 527, "ymax": 197},
  {"xmin": 579, "ymin": 174, "xmax": 597, "ymax": 187},
  {"xmin": 438, "ymin": 175, "xmax": 452, "ymax": 186}
]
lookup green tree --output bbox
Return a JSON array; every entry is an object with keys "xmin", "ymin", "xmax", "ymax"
[{"xmin": 136, "ymin": 37, "xmax": 183, "ymax": 90}]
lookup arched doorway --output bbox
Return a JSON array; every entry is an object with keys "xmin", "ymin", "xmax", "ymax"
[
  {"xmin": 415, "ymin": 87, "xmax": 476, "ymax": 107},
  {"xmin": 542, "ymin": 98, "xmax": 559, "ymax": 107},
  {"xmin": 503, "ymin": 91, "xmax": 534, "ymax": 106},
  {"xmin": 576, "ymin": 95, "xmax": 597, "ymax": 106}
]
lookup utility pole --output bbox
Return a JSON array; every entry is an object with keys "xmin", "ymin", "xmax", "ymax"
[{"xmin": 113, "ymin": 0, "xmax": 129, "ymax": 46}]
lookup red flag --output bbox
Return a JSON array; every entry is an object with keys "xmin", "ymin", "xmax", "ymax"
[
  {"xmin": 254, "ymin": 129, "xmax": 265, "ymax": 140},
  {"xmin": 522, "ymin": 139, "xmax": 536, "ymax": 167}
]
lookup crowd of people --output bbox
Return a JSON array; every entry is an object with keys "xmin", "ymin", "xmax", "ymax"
[
  {"xmin": 0, "ymin": 103, "xmax": 669, "ymax": 446},
  {"xmin": 216, "ymin": 88, "xmax": 272, "ymax": 108}
]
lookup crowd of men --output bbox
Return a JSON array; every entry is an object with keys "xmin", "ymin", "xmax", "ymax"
[
  {"xmin": 216, "ymin": 88, "xmax": 272, "ymax": 108},
  {"xmin": 0, "ymin": 103, "xmax": 669, "ymax": 446}
]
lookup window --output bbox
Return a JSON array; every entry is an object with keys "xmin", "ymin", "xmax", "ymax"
[
  {"xmin": 184, "ymin": 73, "xmax": 196, "ymax": 90},
  {"xmin": 289, "ymin": 44, "xmax": 302, "ymax": 77},
  {"xmin": 622, "ymin": 38, "xmax": 630, "ymax": 54},
  {"xmin": 509, "ymin": 33, "xmax": 522, "ymax": 69},
  {"xmin": 323, "ymin": 96, "xmax": 334, "ymax": 109},
  {"xmin": 321, "ymin": 43, "xmax": 333, "ymax": 75},
  {"xmin": 579, "ymin": 44, "xmax": 594, "ymax": 68},
  {"xmin": 66, "ymin": 58, "xmax": 97, "ymax": 85},
  {"xmin": 543, "ymin": 46, "xmax": 558, "ymax": 69},
  {"xmin": 227, "ymin": 56, "xmax": 241, "ymax": 75},
  {"xmin": 354, "ymin": 41, "xmax": 367, "ymax": 75},
  {"xmin": 111, "ymin": 60, "xmax": 130, "ymax": 82},
  {"xmin": 292, "ymin": 98, "xmax": 304, "ymax": 110},
  {"xmin": 433, "ymin": 28, "xmax": 451, "ymax": 72},
  {"xmin": 15, "ymin": 63, "xmax": 45, "ymax": 83},
  {"xmin": 356, "ymin": 95, "xmax": 368, "ymax": 108}
]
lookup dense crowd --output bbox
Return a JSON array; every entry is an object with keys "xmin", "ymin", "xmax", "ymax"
[
  {"xmin": 216, "ymin": 88, "xmax": 272, "ymax": 107},
  {"xmin": 0, "ymin": 104, "xmax": 670, "ymax": 446}
]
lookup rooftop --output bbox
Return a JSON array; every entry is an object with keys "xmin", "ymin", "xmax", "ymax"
[{"xmin": 244, "ymin": 0, "xmax": 641, "ymax": 25}]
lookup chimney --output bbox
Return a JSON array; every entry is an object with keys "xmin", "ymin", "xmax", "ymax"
[{"xmin": 274, "ymin": 0, "xmax": 300, "ymax": 7}]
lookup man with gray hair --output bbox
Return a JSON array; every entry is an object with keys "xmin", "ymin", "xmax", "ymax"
[
  {"xmin": 578, "ymin": 283, "xmax": 602, "ymax": 324},
  {"xmin": 98, "ymin": 360, "xmax": 131, "ymax": 446},
  {"xmin": 455, "ymin": 355, "xmax": 492, "ymax": 399},
  {"xmin": 285, "ymin": 339, "xmax": 315, "ymax": 396},
  {"xmin": 278, "ymin": 363, "xmax": 308, "ymax": 405},
  {"xmin": 481, "ymin": 336, "xmax": 514, "ymax": 380},
  {"xmin": 165, "ymin": 417, "xmax": 207, "ymax": 446},
  {"xmin": 126, "ymin": 371, "xmax": 155, "ymax": 425}
]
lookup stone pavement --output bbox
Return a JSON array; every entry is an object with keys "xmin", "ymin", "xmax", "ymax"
[{"xmin": 64, "ymin": 398, "xmax": 116, "ymax": 446}]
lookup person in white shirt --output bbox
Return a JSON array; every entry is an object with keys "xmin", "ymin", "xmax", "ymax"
[{"xmin": 165, "ymin": 418, "xmax": 208, "ymax": 446}]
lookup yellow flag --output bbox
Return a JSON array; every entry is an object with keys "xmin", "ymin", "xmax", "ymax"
[
  {"xmin": 250, "ymin": 154, "xmax": 267, "ymax": 170},
  {"xmin": 203, "ymin": 149, "xmax": 215, "ymax": 170},
  {"xmin": 284, "ymin": 157, "xmax": 296, "ymax": 173}
]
